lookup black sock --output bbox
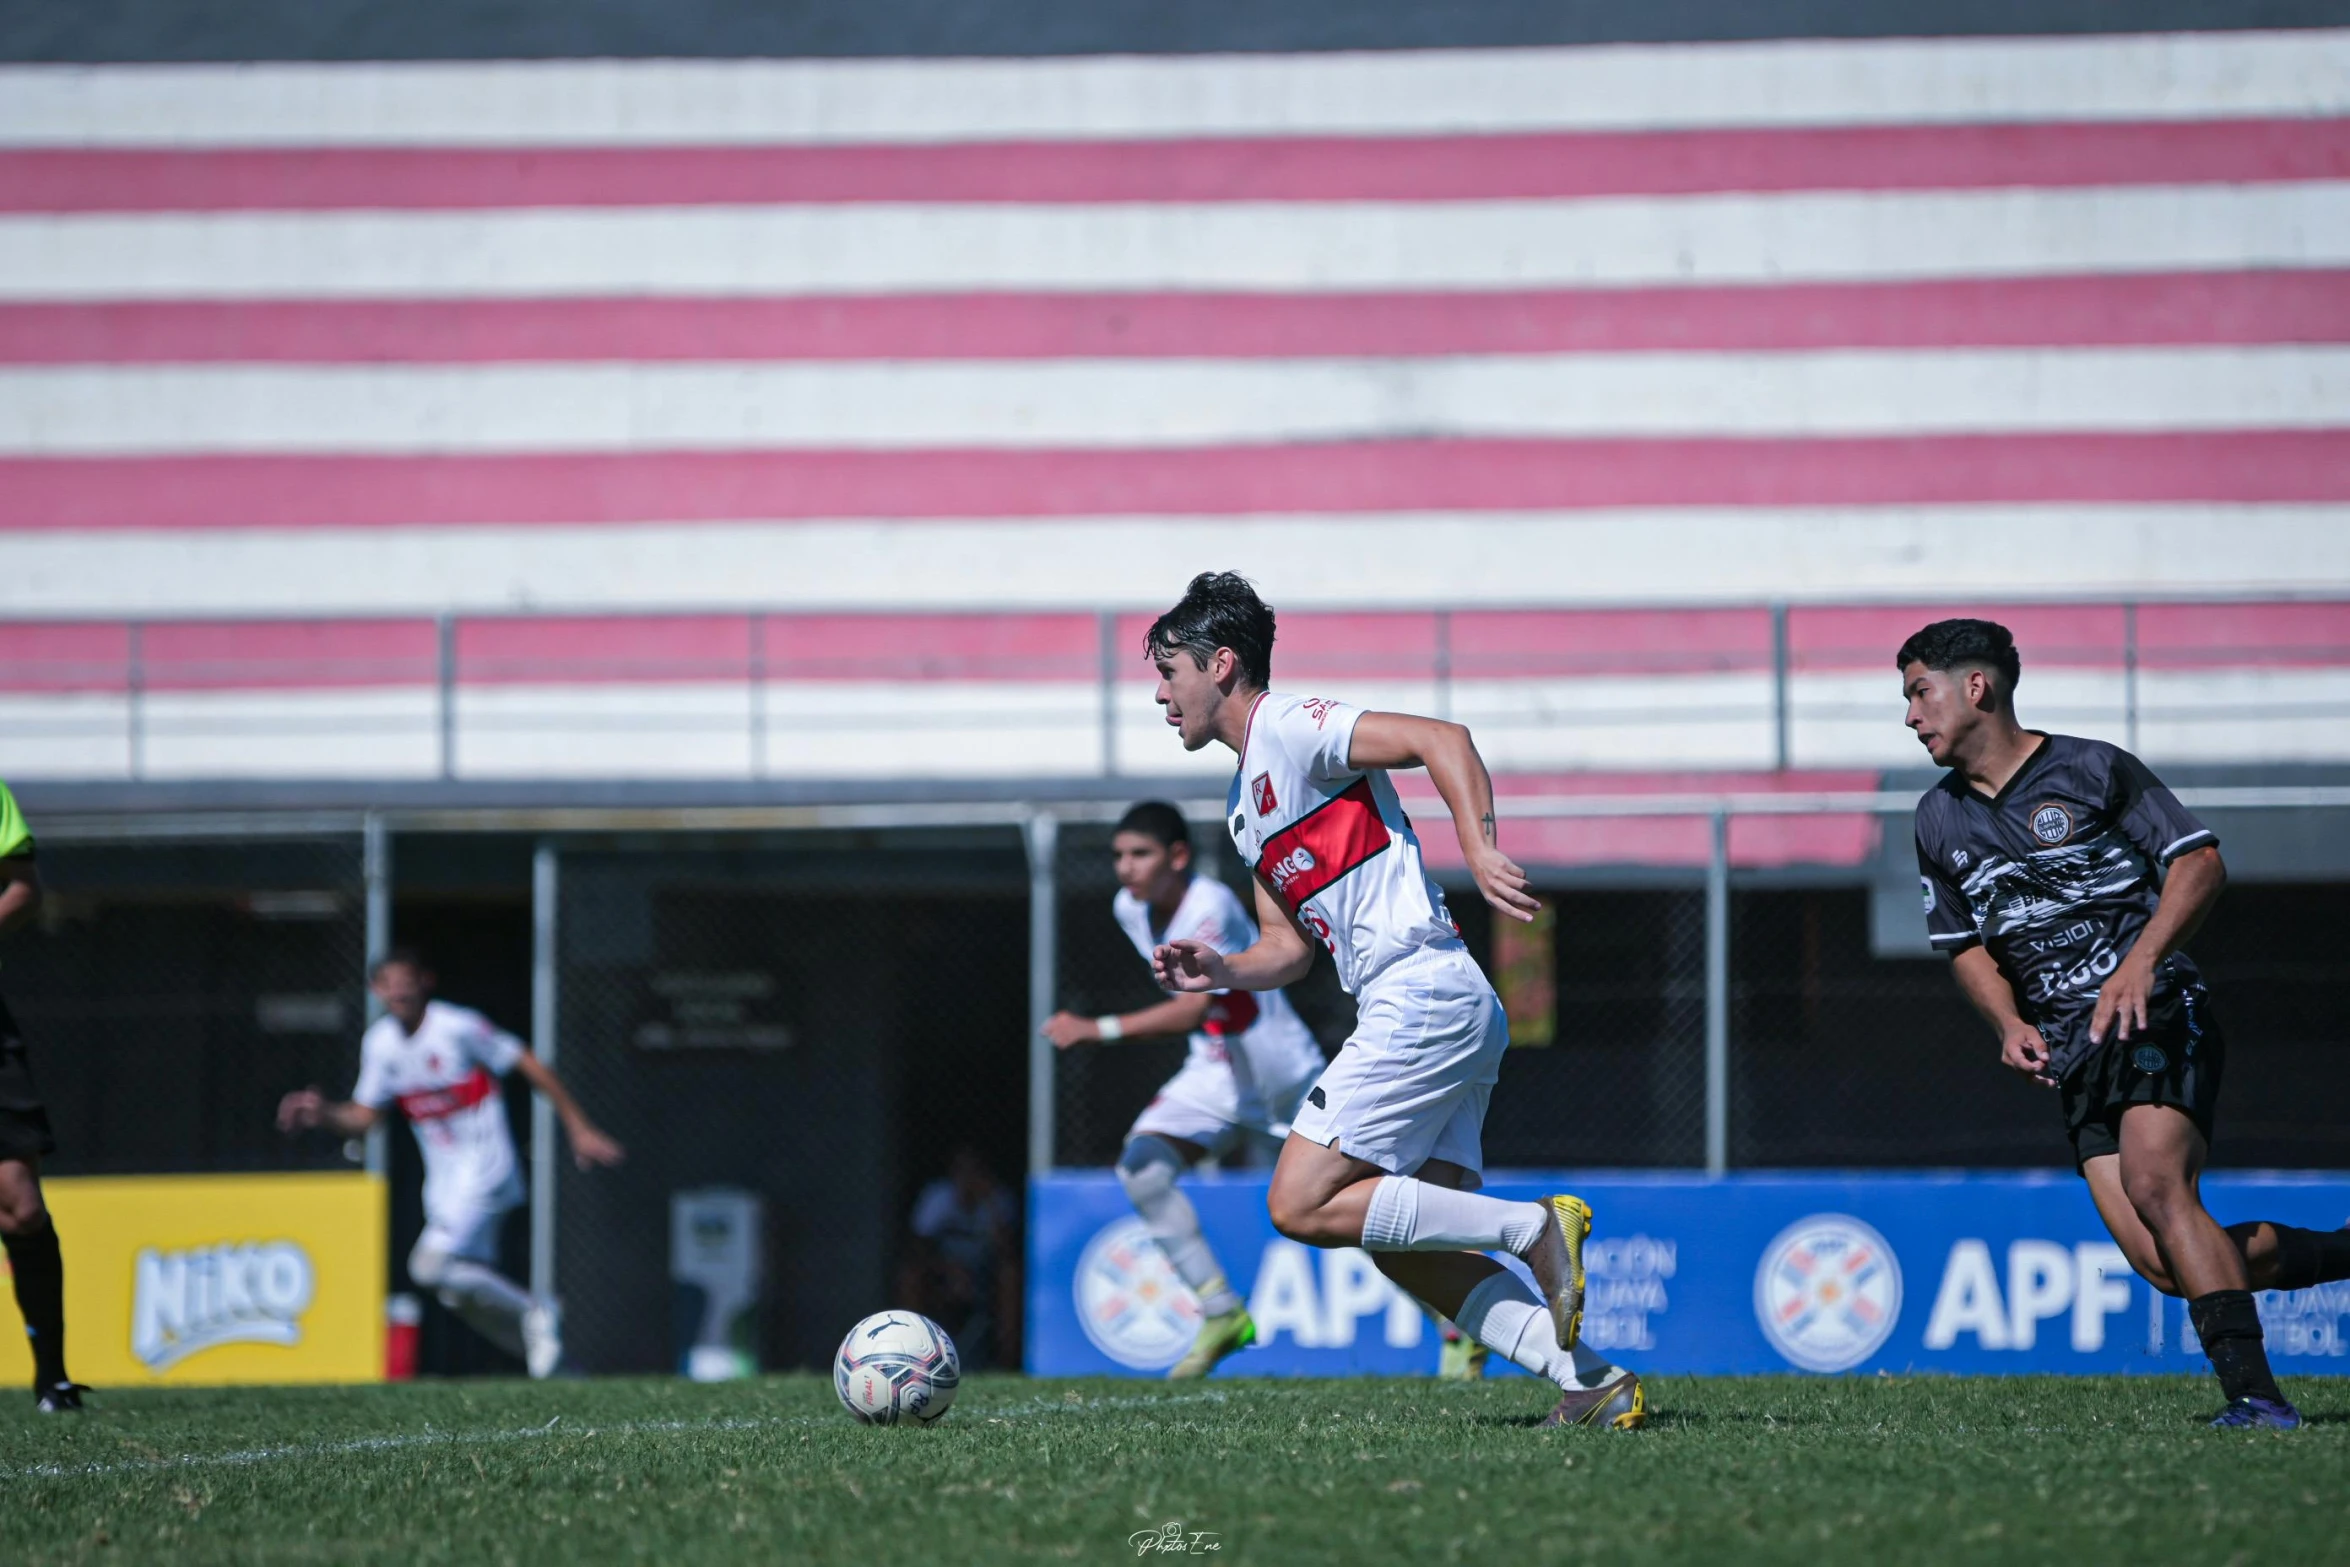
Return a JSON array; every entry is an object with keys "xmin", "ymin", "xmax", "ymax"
[
  {"xmin": 2266, "ymin": 1225, "xmax": 2350, "ymax": 1290},
  {"xmin": 2189, "ymin": 1289, "xmax": 2283, "ymax": 1405},
  {"xmin": 1, "ymin": 1220, "xmax": 67, "ymax": 1389}
]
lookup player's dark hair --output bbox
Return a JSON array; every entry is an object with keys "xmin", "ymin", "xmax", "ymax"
[
  {"xmin": 1144, "ymin": 571, "xmax": 1276, "ymax": 689},
  {"xmin": 1896, "ymin": 618, "xmax": 2022, "ymax": 706},
  {"xmin": 370, "ymin": 946, "xmax": 431, "ymax": 980},
  {"xmin": 1114, "ymin": 801, "xmax": 1191, "ymax": 850}
]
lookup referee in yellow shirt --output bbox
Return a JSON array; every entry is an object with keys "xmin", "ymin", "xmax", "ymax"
[{"xmin": 0, "ymin": 780, "xmax": 82, "ymax": 1411}]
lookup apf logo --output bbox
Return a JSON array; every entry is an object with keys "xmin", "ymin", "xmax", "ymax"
[
  {"xmin": 1265, "ymin": 846, "xmax": 1317, "ymax": 893},
  {"xmin": 1753, "ymin": 1215, "xmax": 1902, "ymax": 1372},
  {"xmin": 1073, "ymin": 1218, "xmax": 1201, "ymax": 1371},
  {"xmin": 131, "ymin": 1240, "xmax": 317, "ymax": 1371}
]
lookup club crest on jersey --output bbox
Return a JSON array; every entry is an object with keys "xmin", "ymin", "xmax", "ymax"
[
  {"xmin": 1251, "ymin": 772, "xmax": 1278, "ymax": 816},
  {"xmin": 2029, "ymin": 803, "xmax": 2074, "ymax": 846}
]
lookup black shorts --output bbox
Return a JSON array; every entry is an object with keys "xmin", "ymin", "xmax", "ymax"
[
  {"xmin": 2052, "ymin": 982, "xmax": 2223, "ymax": 1170},
  {"xmin": 0, "ymin": 995, "xmax": 56, "ymax": 1162}
]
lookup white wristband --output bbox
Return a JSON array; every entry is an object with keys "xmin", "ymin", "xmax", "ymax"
[{"xmin": 1094, "ymin": 1015, "xmax": 1125, "ymax": 1041}]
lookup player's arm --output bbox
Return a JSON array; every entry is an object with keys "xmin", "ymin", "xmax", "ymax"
[
  {"xmin": 2093, "ymin": 843, "xmax": 2224, "ymax": 1044},
  {"xmin": 275, "ymin": 1089, "xmax": 379, "ymax": 1136},
  {"xmin": 1155, "ymin": 873, "xmax": 1316, "ymax": 994},
  {"xmin": 1346, "ymin": 711, "xmax": 1540, "ymax": 924},
  {"xmin": 1949, "ymin": 946, "xmax": 2056, "ymax": 1088},
  {"xmin": 1041, "ymin": 991, "xmax": 1213, "ymax": 1050},
  {"xmin": 509, "ymin": 1050, "xmax": 626, "ymax": 1170},
  {"xmin": 0, "ymin": 854, "xmax": 40, "ymax": 939}
]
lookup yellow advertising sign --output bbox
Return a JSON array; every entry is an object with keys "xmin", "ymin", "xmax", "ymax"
[{"xmin": 0, "ymin": 1171, "xmax": 385, "ymax": 1387}]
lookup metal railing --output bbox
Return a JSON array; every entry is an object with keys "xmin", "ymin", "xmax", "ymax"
[{"xmin": 6, "ymin": 595, "xmax": 2349, "ymax": 781}]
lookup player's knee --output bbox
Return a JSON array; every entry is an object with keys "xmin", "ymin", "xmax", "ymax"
[
  {"xmin": 1264, "ymin": 1185, "xmax": 1336, "ymax": 1245},
  {"xmin": 1115, "ymin": 1137, "xmax": 1182, "ymax": 1206},
  {"xmin": 2119, "ymin": 1164, "xmax": 2195, "ymax": 1233},
  {"xmin": 407, "ymin": 1237, "xmax": 452, "ymax": 1289},
  {"xmin": 0, "ymin": 1195, "xmax": 46, "ymax": 1236}
]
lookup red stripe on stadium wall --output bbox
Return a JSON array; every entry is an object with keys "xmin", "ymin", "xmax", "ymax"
[
  {"xmin": 1414, "ymin": 810, "xmax": 1882, "ymax": 871},
  {"xmin": 1791, "ymin": 601, "xmax": 2350, "ymax": 673},
  {"xmin": 0, "ymin": 620, "xmax": 131, "ymax": 692},
  {"xmin": 1115, "ymin": 607, "xmax": 1779, "ymax": 683},
  {"xmin": 5, "ymin": 274, "xmax": 2344, "ymax": 364},
  {"xmin": 451, "ymin": 611, "xmax": 1102, "ymax": 684},
  {"xmin": 2134, "ymin": 600, "xmax": 2350, "ymax": 670},
  {"xmin": 4, "ymin": 432, "xmax": 2345, "ymax": 530},
  {"xmin": 1260, "ymin": 778, "xmax": 1391, "ymax": 910},
  {"xmin": 1794, "ymin": 604, "xmax": 2132, "ymax": 671},
  {"xmin": 4, "ymin": 120, "xmax": 2344, "ymax": 211}
]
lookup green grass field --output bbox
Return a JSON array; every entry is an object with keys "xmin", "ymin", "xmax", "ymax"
[{"xmin": 0, "ymin": 1373, "xmax": 2336, "ymax": 1565}]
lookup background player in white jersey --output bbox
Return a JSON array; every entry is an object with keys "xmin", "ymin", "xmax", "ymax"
[
  {"xmin": 277, "ymin": 950, "xmax": 623, "ymax": 1378},
  {"xmin": 1042, "ymin": 800, "xmax": 1325, "ymax": 1377},
  {"xmin": 1145, "ymin": 573, "xmax": 1644, "ymax": 1429}
]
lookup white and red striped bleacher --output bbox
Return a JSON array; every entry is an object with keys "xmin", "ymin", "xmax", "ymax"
[{"xmin": 2, "ymin": 33, "xmax": 2347, "ymax": 787}]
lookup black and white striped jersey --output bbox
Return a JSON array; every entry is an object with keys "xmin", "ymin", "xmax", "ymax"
[{"xmin": 1913, "ymin": 734, "xmax": 2216, "ymax": 1035}]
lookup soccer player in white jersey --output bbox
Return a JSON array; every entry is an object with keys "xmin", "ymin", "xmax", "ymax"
[
  {"xmin": 1042, "ymin": 800, "xmax": 1326, "ymax": 1378},
  {"xmin": 277, "ymin": 950, "xmax": 623, "ymax": 1378},
  {"xmin": 1146, "ymin": 573, "xmax": 1644, "ymax": 1429}
]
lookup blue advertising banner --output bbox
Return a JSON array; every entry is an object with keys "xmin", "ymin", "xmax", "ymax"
[{"xmin": 1026, "ymin": 1171, "xmax": 2350, "ymax": 1377}]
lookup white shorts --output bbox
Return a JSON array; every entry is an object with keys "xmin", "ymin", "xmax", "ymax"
[
  {"xmin": 1288, "ymin": 945, "xmax": 1508, "ymax": 1180},
  {"xmin": 1129, "ymin": 1059, "xmax": 1294, "ymax": 1164},
  {"xmin": 418, "ymin": 1173, "xmax": 523, "ymax": 1268}
]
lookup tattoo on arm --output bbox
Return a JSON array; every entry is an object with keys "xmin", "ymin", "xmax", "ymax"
[{"xmin": 1479, "ymin": 811, "xmax": 1496, "ymax": 843}]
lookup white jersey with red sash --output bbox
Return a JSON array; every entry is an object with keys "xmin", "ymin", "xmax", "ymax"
[
  {"xmin": 1112, "ymin": 873, "xmax": 1324, "ymax": 1126},
  {"xmin": 1224, "ymin": 691, "xmax": 1463, "ymax": 997},
  {"xmin": 352, "ymin": 1000, "xmax": 525, "ymax": 1222}
]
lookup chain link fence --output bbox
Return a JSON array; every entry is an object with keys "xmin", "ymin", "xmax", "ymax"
[
  {"xmin": 2, "ymin": 831, "xmax": 367, "ymax": 1176},
  {"xmin": 550, "ymin": 831, "xmax": 1031, "ymax": 1374}
]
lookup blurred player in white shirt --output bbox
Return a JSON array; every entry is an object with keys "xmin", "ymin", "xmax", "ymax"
[
  {"xmin": 1041, "ymin": 800, "xmax": 1325, "ymax": 1377},
  {"xmin": 1146, "ymin": 572, "xmax": 1644, "ymax": 1429},
  {"xmin": 277, "ymin": 951, "xmax": 623, "ymax": 1378}
]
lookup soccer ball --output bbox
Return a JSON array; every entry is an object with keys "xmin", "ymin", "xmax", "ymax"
[{"xmin": 833, "ymin": 1311, "xmax": 961, "ymax": 1426}]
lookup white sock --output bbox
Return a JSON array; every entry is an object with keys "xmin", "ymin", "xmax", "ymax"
[
  {"xmin": 438, "ymin": 1259, "xmax": 535, "ymax": 1358},
  {"xmin": 1453, "ymin": 1269, "xmax": 1621, "ymax": 1391},
  {"xmin": 1360, "ymin": 1176, "xmax": 1548, "ymax": 1255},
  {"xmin": 1118, "ymin": 1138, "xmax": 1243, "ymax": 1316}
]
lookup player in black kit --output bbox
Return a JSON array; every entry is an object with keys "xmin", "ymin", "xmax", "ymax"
[{"xmin": 1901, "ymin": 619, "xmax": 2350, "ymax": 1430}]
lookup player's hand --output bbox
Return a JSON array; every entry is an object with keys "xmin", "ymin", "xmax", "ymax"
[
  {"xmin": 1040, "ymin": 1011, "xmax": 1098, "ymax": 1049},
  {"xmin": 568, "ymin": 1122, "xmax": 625, "ymax": 1170},
  {"xmin": 1999, "ymin": 1024, "xmax": 2057, "ymax": 1088},
  {"xmin": 2090, "ymin": 953, "xmax": 2155, "ymax": 1045},
  {"xmin": 1153, "ymin": 937, "xmax": 1230, "ymax": 994},
  {"xmin": 276, "ymin": 1088, "xmax": 326, "ymax": 1133},
  {"xmin": 1467, "ymin": 845, "xmax": 1541, "ymax": 924}
]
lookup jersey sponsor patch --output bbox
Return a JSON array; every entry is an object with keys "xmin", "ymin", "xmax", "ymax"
[
  {"xmin": 2029, "ymin": 802, "xmax": 2074, "ymax": 845},
  {"xmin": 1920, "ymin": 875, "xmax": 1935, "ymax": 915},
  {"xmin": 1260, "ymin": 778, "xmax": 1389, "ymax": 910},
  {"xmin": 1301, "ymin": 697, "xmax": 1340, "ymax": 729},
  {"xmin": 1251, "ymin": 772, "xmax": 1278, "ymax": 817},
  {"xmin": 397, "ymin": 1066, "xmax": 498, "ymax": 1122}
]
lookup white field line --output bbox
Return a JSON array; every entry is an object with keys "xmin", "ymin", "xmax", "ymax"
[{"xmin": 0, "ymin": 1390, "xmax": 1233, "ymax": 1482}]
